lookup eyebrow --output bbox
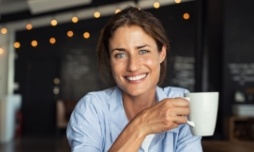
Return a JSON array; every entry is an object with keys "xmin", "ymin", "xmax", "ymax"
[
  {"xmin": 110, "ymin": 48, "xmax": 126, "ymax": 53},
  {"xmin": 136, "ymin": 44, "xmax": 150, "ymax": 49},
  {"xmin": 111, "ymin": 44, "xmax": 151, "ymax": 53}
]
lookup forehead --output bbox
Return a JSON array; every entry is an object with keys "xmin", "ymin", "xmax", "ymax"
[
  {"xmin": 112, "ymin": 24, "xmax": 144, "ymax": 36},
  {"xmin": 109, "ymin": 25, "xmax": 155, "ymax": 44}
]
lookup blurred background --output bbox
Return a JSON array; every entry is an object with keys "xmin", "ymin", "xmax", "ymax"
[{"xmin": 0, "ymin": 0, "xmax": 254, "ymax": 151}]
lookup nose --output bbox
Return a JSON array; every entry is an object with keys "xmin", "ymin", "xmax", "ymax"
[{"xmin": 127, "ymin": 55, "xmax": 141, "ymax": 72}]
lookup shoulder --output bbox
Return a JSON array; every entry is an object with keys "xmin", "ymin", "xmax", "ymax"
[
  {"xmin": 159, "ymin": 86, "xmax": 190, "ymax": 98},
  {"xmin": 84, "ymin": 87, "xmax": 117, "ymax": 101},
  {"xmin": 75, "ymin": 86, "xmax": 120, "ymax": 110}
]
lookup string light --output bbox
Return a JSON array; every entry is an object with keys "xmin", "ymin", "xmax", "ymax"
[
  {"xmin": 51, "ymin": 18, "xmax": 58, "ymax": 26},
  {"xmin": 14, "ymin": 42, "xmax": 21, "ymax": 49},
  {"xmin": 67, "ymin": 30, "xmax": 74, "ymax": 37},
  {"xmin": 53, "ymin": 87, "xmax": 60, "ymax": 95},
  {"xmin": 175, "ymin": 0, "xmax": 181, "ymax": 4},
  {"xmin": 115, "ymin": 8, "xmax": 121, "ymax": 14},
  {"xmin": 183, "ymin": 13, "xmax": 190, "ymax": 20},
  {"xmin": 83, "ymin": 32, "xmax": 90, "ymax": 39},
  {"xmin": 1, "ymin": 27, "xmax": 8, "ymax": 34},
  {"xmin": 49, "ymin": 37, "xmax": 56, "ymax": 44},
  {"xmin": 72, "ymin": 16, "xmax": 79, "ymax": 23},
  {"xmin": 26, "ymin": 23, "xmax": 33, "ymax": 30},
  {"xmin": 31, "ymin": 40, "xmax": 38, "ymax": 47},
  {"xmin": 10, "ymin": 3, "xmax": 193, "ymax": 49},
  {"xmin": 54, "ymin": 78, "xmax": 60, "ymax": 84},
  {"xmin": 153, "ymin": 1, "xmax": 160, "ymax": 9},
  {"xmin": 94, "ymin": 10, "xmax": 101, "ymax": 18}
]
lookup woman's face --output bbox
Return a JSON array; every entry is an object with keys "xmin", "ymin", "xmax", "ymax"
[{"xmin": 109, "ymin": 25, "xmax": 166, "ymax": 97}]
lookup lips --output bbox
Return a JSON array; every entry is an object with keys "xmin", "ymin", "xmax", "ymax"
[{"xmin": 125, "ymin": 73, "xmax": 147, "ymax": 81}]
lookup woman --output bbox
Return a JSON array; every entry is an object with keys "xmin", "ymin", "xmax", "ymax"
[{"xmin": 67, "ymin": 7, "xmax": 202, "ymax": 152}]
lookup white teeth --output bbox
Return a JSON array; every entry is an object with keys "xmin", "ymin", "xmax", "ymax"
[{"xmin": 127, "ymin": 74, "xmax": 146, "ymax": 81}]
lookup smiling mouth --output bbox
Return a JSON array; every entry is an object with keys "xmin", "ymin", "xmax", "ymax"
[{"xmin": 125, "ymin": 74, "xmax": 147, "ymax": 81}]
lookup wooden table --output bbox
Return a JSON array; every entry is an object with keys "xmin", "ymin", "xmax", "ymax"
[{"xmin": 202, "ymin": 140, "xmax": 254, "ymax": 152}]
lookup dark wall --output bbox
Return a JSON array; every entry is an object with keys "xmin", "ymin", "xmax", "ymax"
[
  {"xmin": 223, "ymin": 0, "xmax": 254, "ymax": 105},
  {"xmin": 154, "ymin": 3, "xmax": 197, "ymax": 91},
  {"xmin": 204, "ymin": 0, "xmax": 224, "ymax": 139},
  {"xmin": 57, "ymin": 18, "xmax": 109, "ymax": 100},
  {"xmin": 222, "ymin": 0, "xmax": 254, "ymax": 136},
  {"xmin": 15, "ymin": 17, "xmax": 110, "ymax": 136},
  {"xmin": 204, "ymin": 0, "xmax": 254, "ymax": 139}
]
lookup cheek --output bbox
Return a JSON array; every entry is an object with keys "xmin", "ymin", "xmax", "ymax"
[
  {"xmin": 143, "ymin": 56, "xmax": 161, "ymax": 68},
  {"xmin": 110, "ymin": 60, "xmax": 124, "ymax": 75}
]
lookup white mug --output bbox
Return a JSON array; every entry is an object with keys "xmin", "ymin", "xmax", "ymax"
[{"xmin": 184, "ymin": 92, "xmax": 219, "ymax": 136}]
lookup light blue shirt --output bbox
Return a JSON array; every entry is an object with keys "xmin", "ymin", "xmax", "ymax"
[{"xmin": 67, "ymin": 86, "xmax": 203, "ymax": 152}]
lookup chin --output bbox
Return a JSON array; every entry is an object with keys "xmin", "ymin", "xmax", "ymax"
[{"xmin": 120, "ymin": 85, "xmax": 150, "ymax": 97}]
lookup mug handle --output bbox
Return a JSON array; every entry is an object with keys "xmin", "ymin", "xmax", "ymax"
[{"xmin": 183, "ymin": 97, "xmax": 195, "ymax": 127}]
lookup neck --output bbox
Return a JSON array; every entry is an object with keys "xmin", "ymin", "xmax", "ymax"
[{"xmin": 122, "ymin": 90, "xmax": 157, "ymax": 121}]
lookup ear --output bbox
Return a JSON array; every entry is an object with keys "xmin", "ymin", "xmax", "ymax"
[{"xmin": 159, "ymin": 45, "xmax": 166, "ymax": 63}]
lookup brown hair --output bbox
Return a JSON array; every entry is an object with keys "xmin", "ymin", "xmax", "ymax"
[{"xmin": 97, "ymin": 6, "xmax": 169, "ymax": 86}]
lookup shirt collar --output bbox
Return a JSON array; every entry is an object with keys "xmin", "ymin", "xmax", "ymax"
[{"xmin": 109, "ymin": 87, "xmax": 129, "ymax": 140}]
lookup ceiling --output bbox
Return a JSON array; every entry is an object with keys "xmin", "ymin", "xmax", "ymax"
[
  {"xmin": 0, "ymin": 0, "xmax": 193, "ymax": 31},
  {"xmin": 0, "ymin": 0, "xmax": 131, "ymax": 23}
]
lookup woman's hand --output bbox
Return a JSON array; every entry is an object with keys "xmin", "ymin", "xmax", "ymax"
[{"xmin": 134, "ymin": 97, "xmax": 190, "ymax": 135}]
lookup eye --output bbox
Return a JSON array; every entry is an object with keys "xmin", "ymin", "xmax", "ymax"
[
  {"xmin": 115, "ymin": 53, "xmax": 126, "ymax": 58},
  {"xmin": 139, "ymin": 49, "xmax": 149, "ymax": 55}
]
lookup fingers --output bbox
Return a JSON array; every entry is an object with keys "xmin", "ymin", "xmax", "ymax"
[
  {"xmin": 168, "ymin": 107, "xmax": 190, "ymax": 116},
  {"xmin": 171, "ymin": 97, "xmax": 189, "ymax": 107},
  {"xmin": 142, "ymin": 98, "xmax": 190, "ymax": 134},
  {"xmin": 161, "ymin": 98, "xmax": 190, "ymax": 116},
  {"xmin": 173, "ymin": 115, "xmax": 188, "ymax": 124},
  {"xmin": 161, "ymin": 98, "xmax": 190, "ymax": 124}
]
